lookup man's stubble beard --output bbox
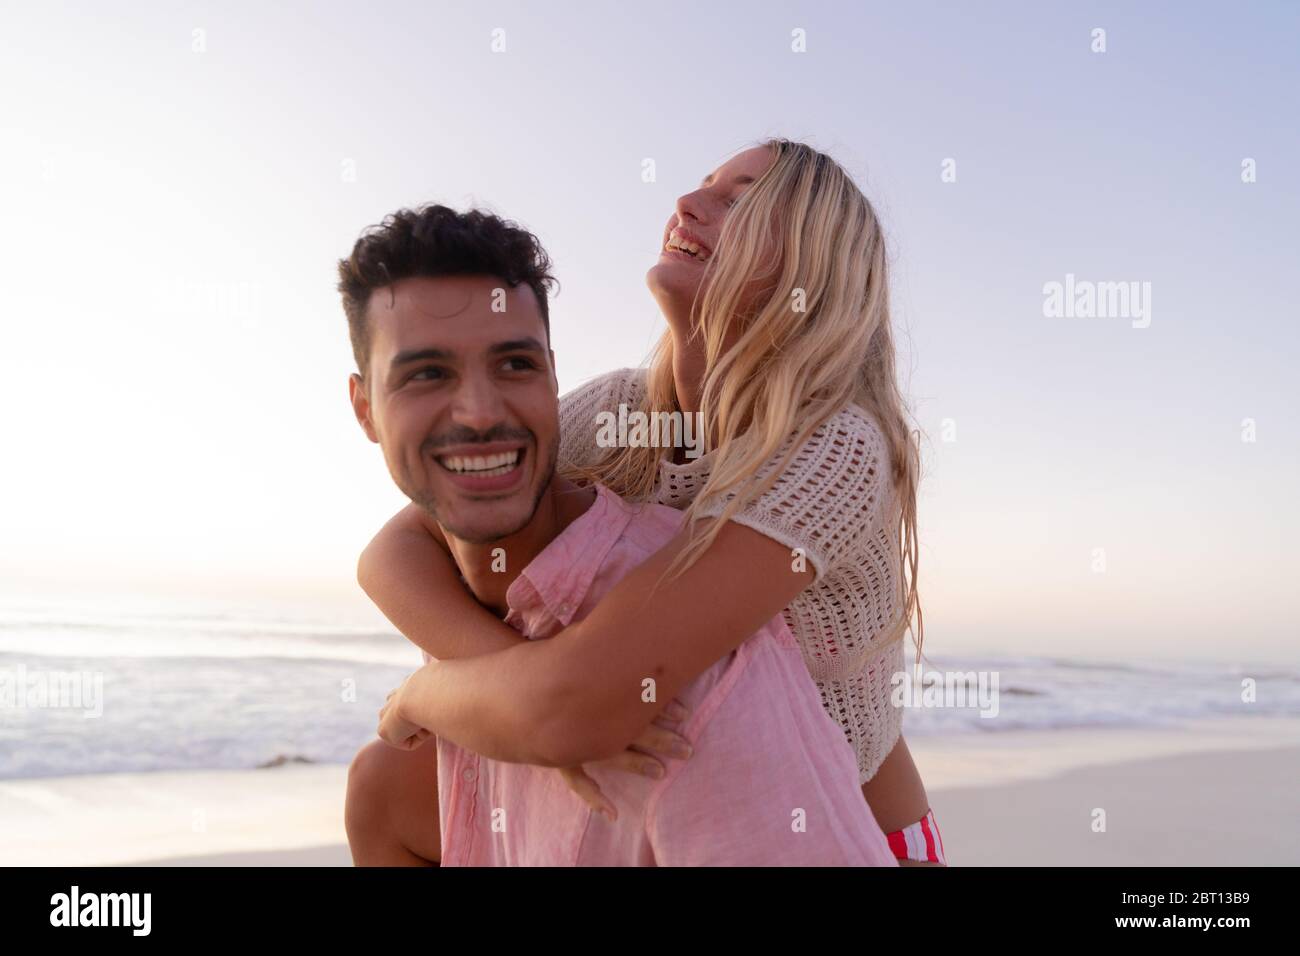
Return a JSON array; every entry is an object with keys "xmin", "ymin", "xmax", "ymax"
[{"xmin": 401, "ymin": 430, "xmax": 560, "ymax": 546}]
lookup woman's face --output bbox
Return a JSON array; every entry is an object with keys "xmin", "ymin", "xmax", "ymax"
[{"xmin": 646, "ymin": 145, "xmax": 775, "ymax": 319}]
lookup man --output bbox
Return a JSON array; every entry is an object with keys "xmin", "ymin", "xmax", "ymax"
[{"xmin": 341, "ymin": 204, "xmax": 895, "ymax": 865}]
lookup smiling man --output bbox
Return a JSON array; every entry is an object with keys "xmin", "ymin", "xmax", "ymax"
[
  {"xmin": 340, "ymin": 204, "xmax": 896, "ymax": 866},
  {"xmin": 343, "ymin": 208, "xmax": 561, "ymax": 550}
]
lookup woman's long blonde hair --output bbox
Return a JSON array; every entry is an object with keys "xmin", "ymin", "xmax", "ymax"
[{"xmin": 565, "ymin": 138, "xmax": 923, "ymax": 654}]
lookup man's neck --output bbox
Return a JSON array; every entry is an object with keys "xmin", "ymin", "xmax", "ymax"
[{"xmin": 442, "ymin": 477, "xmax": 596, "ymax": 617}]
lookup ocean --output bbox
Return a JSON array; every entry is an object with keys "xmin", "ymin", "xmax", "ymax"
[{"xmin": 2, "ymin": 593, "xmax": 1297, "ymax": 780}]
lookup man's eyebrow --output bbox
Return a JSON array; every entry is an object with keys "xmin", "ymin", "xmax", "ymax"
[
  {"xmin": 390, "ymin": 347, "xmax": 452, "ymax": 369},
  {"xmin": 389, "ymin": 338, "xmax": 545, "ymax": 371},
  {"xmin": 489, "ymin": 337, "xmax": 547, "ymax": 354},
  {"xmin": 699, "ymin": 173, "xmax": 757, "ymax": 189}
]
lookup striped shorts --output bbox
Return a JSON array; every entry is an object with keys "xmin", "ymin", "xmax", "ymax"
[{"xmin": 886, "ymin": 808, "xmax": 946, "ymax": 864}]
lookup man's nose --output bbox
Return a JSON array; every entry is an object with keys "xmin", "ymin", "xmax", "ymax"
[{"xmin": 449, "ymin": 374, "xmax": 506, "ymax": 433}]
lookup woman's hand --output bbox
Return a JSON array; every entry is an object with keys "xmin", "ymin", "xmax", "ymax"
[
  {"xmin": 378, "ymin": 680, "xmax": 432, "ymax": 751},
  {"xmin": 556, "ymin": 700, "xmax": 693, "ymax": 821}
]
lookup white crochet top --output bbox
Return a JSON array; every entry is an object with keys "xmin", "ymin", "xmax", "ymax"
[{"xmin": 558, "ymin": 368, "xmax": 907, "ymax": 783}]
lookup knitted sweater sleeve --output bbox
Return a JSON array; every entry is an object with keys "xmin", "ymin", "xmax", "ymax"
[
  {"xmin": 693, "ymin": 405, "xmax": 897, "ymax": 581},
  {"xmin": 557, "ymin": 368, "xmax": 645, "ymax": 473}
]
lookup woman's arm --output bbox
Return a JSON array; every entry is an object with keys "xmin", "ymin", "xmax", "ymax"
[
  {"xmin": 357, "ymin": 502, "xmax": 526, "ymax": 660},
  {"xmin": 862, "ymin": 737, "xmax": 941, "ymax": 865},
  {"xmin": 395, "ymin": 517, "xmax": 814, "ymax": 766}
]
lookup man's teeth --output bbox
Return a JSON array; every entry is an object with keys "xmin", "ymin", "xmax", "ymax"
[
  {"xmin": 666, "ymin": 234, "xmax": 711, "ymax": 260},
  {"xmin": 439, "ymin": 450, "xmax": 521, "ymax": 475}
]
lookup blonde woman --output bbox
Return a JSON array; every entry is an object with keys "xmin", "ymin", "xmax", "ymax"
[{"xmin": 346, "ymin": 139, "xmax": 944, "ymax": 867}]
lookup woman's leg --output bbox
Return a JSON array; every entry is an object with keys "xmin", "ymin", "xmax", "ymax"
[{"xmin": 345, "ymin": 738, "xmax": 442, "ymax": 866}]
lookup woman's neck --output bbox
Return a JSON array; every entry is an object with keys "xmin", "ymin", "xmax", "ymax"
[
  {"xmin": 667, "ymin": 308, "xmax": 755, "ymax": 454},
  {"xmin": 671, "ymin": 344, "xmax": 705, "ymax": 415}
]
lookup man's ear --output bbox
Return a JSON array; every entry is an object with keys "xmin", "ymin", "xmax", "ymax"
[
  {"xmin": 548, "ymin": 349, "xmax": 559, "ymax": 393},
  {"xmin": 348, "ymin": 373, "xmax": 380, "ymax": 443}
]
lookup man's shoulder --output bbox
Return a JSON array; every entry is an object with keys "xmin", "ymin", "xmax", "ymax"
[{"xmin": 599, "ymin": 485, "xmax": 682, "ymax": 549}]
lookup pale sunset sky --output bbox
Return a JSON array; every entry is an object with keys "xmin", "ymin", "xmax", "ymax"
[{"xmin": 1, "ymin": 1, "xmax": 1296, "ymax": 664}]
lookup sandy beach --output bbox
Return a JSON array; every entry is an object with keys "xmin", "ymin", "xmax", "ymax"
[
  {"xmin": 3, "ymin": 716, "xmax": 1296, "ymax": 867},
  {"xmin": 929, "ymin": 744, "xmax": 1299, "ymax": 866}
]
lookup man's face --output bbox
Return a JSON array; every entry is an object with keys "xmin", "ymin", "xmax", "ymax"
[{"xmin": 349, "ymin": 275, "xmax": 559, "ymax": 544}]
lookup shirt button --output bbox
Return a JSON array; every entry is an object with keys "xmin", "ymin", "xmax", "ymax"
[{"xmin": 462, "ymin": 766, "xmax": 476, "ymax": 782}]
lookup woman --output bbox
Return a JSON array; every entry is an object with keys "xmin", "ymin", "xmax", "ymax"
[{"xmin": 348, "ymin": 138, "xmax": 942, "ymax": 866}]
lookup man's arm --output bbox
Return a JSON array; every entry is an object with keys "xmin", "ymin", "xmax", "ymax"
[
  {"xmin": 357, "ymin": 502, "xmax": 526, "ymax": 659},
  {"xmin": 395, "ymin": 517, "xmax": 814, "ymax": 766}
]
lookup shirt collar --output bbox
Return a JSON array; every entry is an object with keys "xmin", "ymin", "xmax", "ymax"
[{"xmin": 503, "ymin": 484, "xmax": 635, "ymax": 634}]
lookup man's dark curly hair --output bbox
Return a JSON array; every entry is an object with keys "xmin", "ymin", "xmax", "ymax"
[{"xmin": 337, "ymin": 204, "xmax": 557, "ymax": 375}]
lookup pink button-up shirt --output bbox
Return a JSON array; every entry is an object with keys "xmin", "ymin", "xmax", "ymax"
[{"xmin": 435, "ymin": 484, "xmax": 897, "ymax": 866}]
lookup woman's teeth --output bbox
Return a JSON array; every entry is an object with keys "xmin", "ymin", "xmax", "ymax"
[
  {"xmin": 665, "ymin": 234, "xmax": 711, "ymax": 260},
  {"xmin": 438, "ymin": 450, "xmax": 521, "ymax": 476}
]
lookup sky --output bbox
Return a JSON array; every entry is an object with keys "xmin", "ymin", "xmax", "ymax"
[{"xmin": 1, "ymin": 1, "xmax": 1296, "ymax": 664}]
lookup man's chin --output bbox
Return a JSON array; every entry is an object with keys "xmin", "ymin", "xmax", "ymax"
[
  {"xmin": 434, "ymin": 500, "xmax": 535, "ymax": 545},
  {"xmin": 438, "ymin": 522, "xmax": 527, "ymax": 546}
]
